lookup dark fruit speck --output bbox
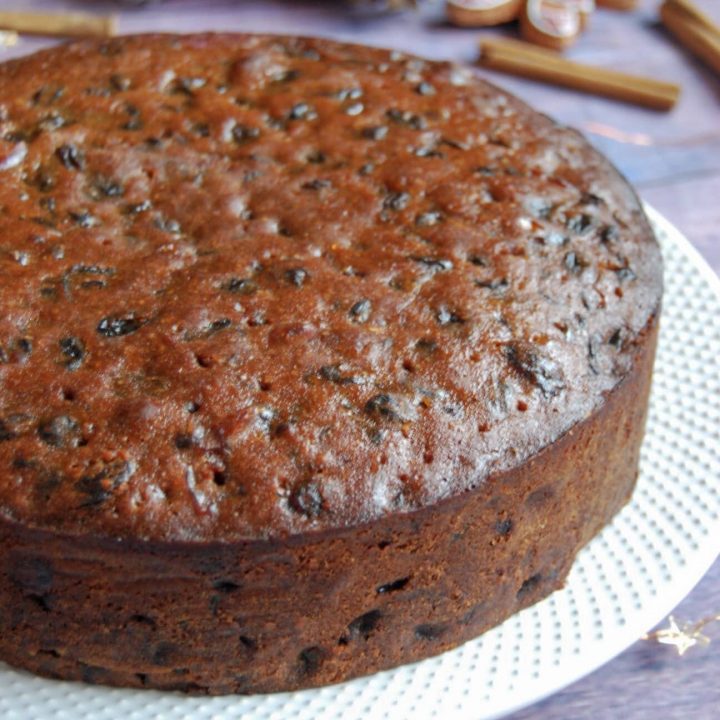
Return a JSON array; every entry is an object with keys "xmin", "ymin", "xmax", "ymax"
[
  {"xmin": 516, "ymin": 573, "xmax": 542, "ymax": 601},
  {"xmin": 348, "ymin": 609, "xmax": 382, "ymax": 640},
  {"xmin": 285, "ymin": 268, "xmax": 308, "ymax": 287},
  {"xmin": 415, "ymin": 211, "xmax": 442, "ymax": 227},
  {"xmin": 615, "ymin": 266, "xmax": 636, "ymax": 282},
  {"xmin": 475, "ymin": 278, "xmax": 508, "ymax": 292},
  {"xmin": 97, "ymin": 314, "xmax": 143, "ymax": 337},
  {"xmin": 226, "ymin": 277, "xmax": 257, "ymax": 295},
  {"xmin": 56, "ymin": 144, "xmax": 84, "ymax": 170},
  {"xmin": 383, "ymin": 191, "xmax": 411, "ymax": 211},
  {"xmin": 232, "ymin": 125, "xmax": 260, "ymax": 143},
  {"xmin": 301, "ymin": 179, "xmax": 331, "ymax": 191},
  {"xmin": 377, "ymin": 577, "xmax": 410, "ymax": 594},
  {"xmin": 298, "ymin": 646, "xmax": 325, "ymax": 676},
  {"xmin": 415, "ymin": 623, "xmax": 446, "ymax": 640},
  {"xmin": 76, "ymin": 459, "xmax": 135, "ymax": 506},
  {"xmin": 349, "ymin": 299, "xmax": 372, "ymax": 323},
  {"xmin": 362, "ymin": 125, "xmax": 387, "ymax": 141},
  {"xmin": 504, "ymin": 342, "xmax": 564, "ymax": 397},
  {"xmin": 365, "ymin": 393, "xmax": 416, "ymax": 423},
  {"xmin": 411, "ymin": 256, "xmax": 452, "ymax": 271},
  {"xmin": 436, "ymin": 306, "xmax": 464, "ymax": 325},
  {"xmin": 495, "ymin": 518, "xmax": 513, "ymax": 536},
  {"xmin": 289, "ymin": 481, "xmax": 323, "ymax": 517},
  {"xmin": 38, "ymin": 415, "xmax": 82, "ymax": 448},
  {"xmin": 59, "ymin": 336, "xmax": 85, "ymax": 370},
  {"xmin": 289, "ymin": 102, "xmax": 313, "ymax": 120}
]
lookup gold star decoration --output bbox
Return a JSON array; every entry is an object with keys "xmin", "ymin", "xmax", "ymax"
[{"xmin": 643, "ymin": 614, "xmax": 720, "ymax": 656}]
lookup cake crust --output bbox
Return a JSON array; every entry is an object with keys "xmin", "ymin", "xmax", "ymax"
[
  {"xmin": 0, "ymin": 33, "xmax": 660, "ymax": 542},
  {"xmin": 0, "ymin": 33, "xmax": 662, "ymax": 693}
]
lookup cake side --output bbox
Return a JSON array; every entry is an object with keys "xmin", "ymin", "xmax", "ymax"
[
  {"xmin": 0, "ymin": 33, "xmax": 662, "ymax": 542},
  {"xmin": 0, "ymin": 311, "xmax": 658, "ymax": 693}
]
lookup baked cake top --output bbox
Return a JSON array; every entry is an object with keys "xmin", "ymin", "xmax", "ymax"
[{"xmin": 0, "ymin": 34, "xmax": 661, "ymax": 542}]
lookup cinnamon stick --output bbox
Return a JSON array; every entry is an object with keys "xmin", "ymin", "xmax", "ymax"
[
  {"xmin": 0, "ymin": 11, "xmax": 116, "ymax": 38},
  {"xmin": 660, "ymin": 0, "xmax": 720, "ymax": 76},
  {"xmin": 479, "ymin": 38, "xmax": 681, "ymax": 111},
  {"xmin": 596, "ymin": 0, "xmax": 639, "ymax": 10},
  {"xmin": 664, "ymin": 0, "xmax": 718, "ymax": 32}
]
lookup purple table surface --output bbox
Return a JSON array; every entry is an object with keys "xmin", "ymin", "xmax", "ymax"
[{"xmin": 2, "ymin": 1, "xmax": 719, "ymax": 718}]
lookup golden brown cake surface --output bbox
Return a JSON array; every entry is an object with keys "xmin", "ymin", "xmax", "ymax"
[{"xmin": 0, "ymin": 33, "xmax": 661, "ymax": 694}]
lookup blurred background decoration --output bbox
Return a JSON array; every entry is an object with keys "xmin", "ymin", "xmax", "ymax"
[{"xmin": 1, "ymin": 1, "xmax": 719, "ymax": 113}]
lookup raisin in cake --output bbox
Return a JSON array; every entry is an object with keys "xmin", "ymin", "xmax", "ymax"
[{"xmin": 0, "ymin": 34, "xmax": 662, "ymax": 694}]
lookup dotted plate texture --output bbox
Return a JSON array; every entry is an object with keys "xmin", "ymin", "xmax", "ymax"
[{"xmin": 1, "ymin": 205, "xmax": 718, "ymax": 720}]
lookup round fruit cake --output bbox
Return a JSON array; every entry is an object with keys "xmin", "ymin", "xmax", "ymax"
[{"xmin": 0, "ymin": 34, "xmax": 662, "ymax": 694}]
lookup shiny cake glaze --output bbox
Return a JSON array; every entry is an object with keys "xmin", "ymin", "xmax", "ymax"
[{"xmin": 0, "ymin": 34, "xmax": 660, "ymax": 542}]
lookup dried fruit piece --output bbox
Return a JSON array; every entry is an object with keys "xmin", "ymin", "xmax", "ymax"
[
  {"xmin": 297, "ymin": 646, "xmax": 325, "ymax": 676},
  {"xmin": 411, "ymin": 256, "xmax": 453, "ymax": 271},
  {"xmin": 0, "ymin": 414, "xmax": 34, "ymax": 442},
  {"xmin": 285, "ymin": 268, "xmax": 308, "ymax": 287},
  {"xmin": 504, "ymin": 342, "xmax": 565, "ymax": 397},
  {"xmin": 288, "ymin": 102, "xmax": 314, "ymax": 120},
  {"xmin": 365, "ymin": 393, "xmax": 417, "ymax": 422},
  {"xmin": 348, "ymin": 609, "xmax": 382, "ymax": 640},
  {"xmin": 97, "ymin": 314, "xmax": 143, "ymax": 337},
  {"xmin": 75, "ymin": 459, "xmax": 135, "ymax": 507},
  {"xmin": 56, "ymin": 144, "xmax": 84, "ymax": 170},
  {"xmin": 436, "ymin": 306, "xmax": 464, "ymax": 325},
  {"xmin": 415, "ymin": 623, "xmax": 447, "ymax": 640},
  {"xmin": 495, "ymin": 518, "xmax": 513, "ymax": 535},
  {"xmin": 415, "ymin": 211, "xmax": 443, "ymax": 227},
  {"xmin": 475, "ymin": 278, "xmax": 508, "ymax": 291},
  {"xmin": 301, "ymin": 179, "xmax": 331, "ymax": 191},
  {"xmin": 349, "ymin": 299, "xmax": 372, "ymax": 323},
  {"xmin": 232, "ymin": 125, "xmax": 260, "ymax": 143},
  {"xmin": 59, "ymin": 336, "xmax": 85, "ymax": 370},
  {"xmin": 386, "ymin": 108, "xmax": 426, "ymax": 130},
  {"xmin": 383, "ymin": 191, "xmax": 411, "ymax": 211},
  {"xmin": 226, "ymin": 277, "xmax": 257, "ymax": 295},
  {"xmin": 38, "ymin": 415, "xmax": 83, "ymax": 448},
  {"xmin": 377, "ymin": 577, "xmax": 410, "ymax": 594},
  {"xmin": 289, "ymin": 481, "xmax": 323, "ymax": 517},
  {"xmin": 362, "ymin": 125, "xmax": 388, "ymax": 141}
]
